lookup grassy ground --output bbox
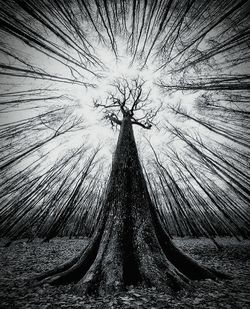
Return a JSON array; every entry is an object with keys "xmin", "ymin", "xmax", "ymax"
[{"xmin": 0, "ymin": 237, "xmax": 249, "ymax": 308}]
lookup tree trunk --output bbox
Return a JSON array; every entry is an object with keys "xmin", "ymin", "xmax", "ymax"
[{"xmin": 36, "ymin": 115, "xmax": 228, "ymax": 295}]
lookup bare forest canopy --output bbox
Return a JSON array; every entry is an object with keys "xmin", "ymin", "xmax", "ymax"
[{"xmin": 0, "ymin": 0, "xmax": 249, "ymax": 242}]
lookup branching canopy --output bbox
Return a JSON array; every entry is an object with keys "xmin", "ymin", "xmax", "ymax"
[{"xmin": 94, "ymin": 76, "xmax": 162, "ymax": 129}]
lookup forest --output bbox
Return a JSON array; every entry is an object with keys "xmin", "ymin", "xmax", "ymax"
[{"xmin": 0, "ymin": 0, "xmax": 249, "ymax": 308}]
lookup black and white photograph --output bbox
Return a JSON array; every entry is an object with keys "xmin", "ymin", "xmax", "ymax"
[{"xmin": 0, "ymin": 0, "xmax": 249, "ymax": 308}]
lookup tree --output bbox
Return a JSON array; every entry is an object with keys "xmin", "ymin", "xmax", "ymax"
[{"xmin": 36, "ymin": 77, "xmax": 227, "ymax": 295}]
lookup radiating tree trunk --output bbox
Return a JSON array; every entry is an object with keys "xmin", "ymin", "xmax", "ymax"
[{"xmin": 36, "ymin": 115, "xmax": 228, "ymax": 295}]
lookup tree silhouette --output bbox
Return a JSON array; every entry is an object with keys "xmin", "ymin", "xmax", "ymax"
[{"xmin": 35, "ymin": 77, "xmax": 228, "ymax": 295}]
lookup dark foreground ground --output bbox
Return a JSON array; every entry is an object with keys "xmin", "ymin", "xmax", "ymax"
[{"xmin": 0, "ymin": 237, "xmax": 249, "ymax": 309}]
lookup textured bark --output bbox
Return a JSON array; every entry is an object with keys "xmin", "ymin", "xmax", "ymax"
[{"xmin": 36, "ymin": 115, "xmax": 228, "ymax": 295}]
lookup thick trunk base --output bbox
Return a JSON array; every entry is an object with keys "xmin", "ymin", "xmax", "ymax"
[
  {"xmin": 35, "ymin": 210, "xmax": 228, "ymax": 296},
  {"xmin": 35, "ymin": 116, "xmax": 229, "ymax": 296}
]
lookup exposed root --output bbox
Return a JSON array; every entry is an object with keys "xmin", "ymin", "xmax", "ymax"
[{"xmin": 33, "ymin": 114, "xmax": 230, "ymax": 296}]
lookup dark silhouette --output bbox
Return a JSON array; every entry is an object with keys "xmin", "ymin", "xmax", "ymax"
[{"xmin": 36, "ymin": 77, "xmax": 227, "ymax": 295}]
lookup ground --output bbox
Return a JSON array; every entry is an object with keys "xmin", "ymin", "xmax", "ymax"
[{"xmin": 0, "ymin": 237, "xmax": 249, "ymax": 309}]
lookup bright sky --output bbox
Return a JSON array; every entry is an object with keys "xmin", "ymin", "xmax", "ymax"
[
  {"xmin": 0, "ymin": 8, "xmax": 230, "ymax": 175},
  {"xmin": 0, "ymin": 33, "xmax": 207, "ymax": 168}
]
